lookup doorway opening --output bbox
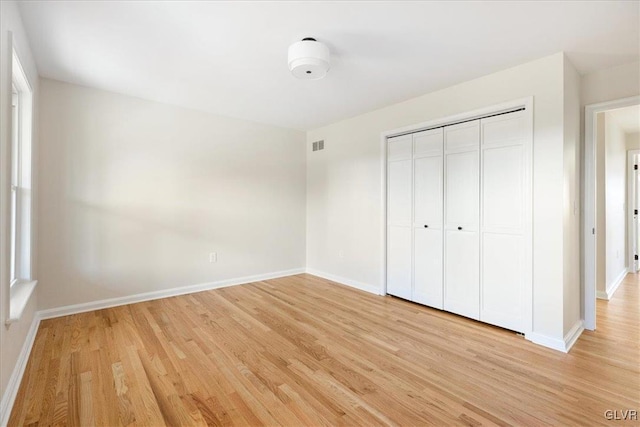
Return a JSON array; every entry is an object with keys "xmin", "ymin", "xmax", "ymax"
[{"xmin": 584, "ymin": 96, "xmax": 640, "ymax": 330}]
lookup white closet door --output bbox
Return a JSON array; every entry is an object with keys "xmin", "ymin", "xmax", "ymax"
[
  {"xmin": 388, "ymin": 158, "xmax": 412, "ymax": 223},
  {"xmin": 388, "ymin": 227, "xmax": 412, "ymax": 300},
  {"xmin": 413, "ymin": 129, "xmax": 443, "ymax": 308},
  {"xmin": 445, "ymin": 231, "xmax": 479, "ymax": 318},
  {"xmin": 445, "ymin": 150, "xmax": 479, "ymax": 227},
  {"xmin": 444, "ymin": 121, "xmax": 480, "ymax": 320},
  {"xmin": 387, "ymin": 135, "xmax": 412, "ymax": 300},
  {"xmin": 480, "ymin": 111, "xmax": 528, "ymax": 332}
]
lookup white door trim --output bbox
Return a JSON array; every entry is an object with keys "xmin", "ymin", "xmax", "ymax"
[
  {"xmin": 628, "ymin": 150, "xmax": 640, "ymax": 274},
  {"xmin": 380, "ymin": 96, "xmax": 533, "ymax": 336},
  {"xmin": 583, "ymin": 96, "xmax": 640, "ymax": 331}
]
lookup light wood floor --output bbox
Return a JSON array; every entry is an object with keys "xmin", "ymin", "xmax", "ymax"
[{"xmin": 8, "ymin": 273, "xmax": 640, "ymax": 426}]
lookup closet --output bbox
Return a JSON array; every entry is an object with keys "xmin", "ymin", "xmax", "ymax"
[{"xmin": 386, "ymin": 109, "xmax": 530, "ymax": 333}]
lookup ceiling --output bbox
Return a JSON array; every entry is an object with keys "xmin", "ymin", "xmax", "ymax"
[
  {"xmin": 17, "ymin": 1, "xmax": 640, "ymax": 130},
  {"xmin": 609, "ymin": 105, "xmax": 640, "ymax": 134}
]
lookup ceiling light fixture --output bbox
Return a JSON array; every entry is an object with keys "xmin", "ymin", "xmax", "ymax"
[{"xmin": 288, "ymin": 37, "xmax": 330, "ymax": 80}]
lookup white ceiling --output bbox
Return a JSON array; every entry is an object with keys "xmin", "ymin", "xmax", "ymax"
[
  {"xmin": 17, "ymin": 1, "xmax": 640, "ymax": 130},
  {"xmin": 609, "ymin": 104, "xmax": 640, "ymax": 134}
]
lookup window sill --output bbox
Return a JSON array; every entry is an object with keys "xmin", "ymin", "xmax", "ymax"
[{"xmin": 5, "ymin": 280, "xmax": 37, "ymax": 325}]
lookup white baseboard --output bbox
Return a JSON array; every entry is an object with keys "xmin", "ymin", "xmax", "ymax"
[
  {"xmin": 526, "ymin": 332, "xmax": 567, "ymax": 352},
  {"xmin": 0, "ymin": 313, "xmax": 41, "ymax": 427},
  {"xmin": 605, "ymin": 269, "xmax": 627, "ymax": 300},
  {"xmin": 38, "ymin": 268, "xmax": 306, "ymax": 320},
  {"xmin": 305, "ymin": 268, "xmax": 382, "ymax": 295},
  {"xmin": 526, "ymin": 319, "xmax": 584, "ymax": 353},
  {"xmin": 597, "ymin": 269, "xmax": 628, "ymax": 301},
  {"xmin": 563, "ymin": 319, "xmax": 585, "ymax": 352}
]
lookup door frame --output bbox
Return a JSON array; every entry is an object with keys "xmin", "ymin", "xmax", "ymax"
[
  {"xmin": 380, "ymin": 96, "xmax": 533, "ymax": 335},
  {"xmin": 627, "ymin": 149, "xmax": 640, "ymax": 273},
  {"xmin": 583, "ymin": 96, "xmax": 640, "ymax": 331}
]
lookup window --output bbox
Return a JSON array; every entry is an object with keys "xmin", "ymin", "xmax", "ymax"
[{"xmin": 6, "ymin": 46, "xmax": 36, "ymax": 324}]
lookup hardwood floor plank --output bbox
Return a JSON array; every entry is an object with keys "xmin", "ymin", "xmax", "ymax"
[
  {"xmin": 8, "ymin": 273, "xmax": 640, "ymax": 426},
  {"xmin": 111, "ymin": 361, "xmax": 136, "ymax": 426},
  {"xmin": 121, "ymin": 344, "xmax": 166, "ymax": 426},
  {"xmin": 79, "ymin": 371, "xmax": 96, "ymax": 427}
]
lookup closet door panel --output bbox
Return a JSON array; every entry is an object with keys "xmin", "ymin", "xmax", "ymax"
[
  {"xmin": 414, "ymin": 228, "xmax": 443, "ymax": 308},
  {"xmin": 481, "ymin": 233, "xmax": 523, "ymax": 331},
  {"xmin": 387, "ymin": 134, "xmax": 413, "ymax": 301},
  {"xmin": 414, "ymin": 156, "xmax": 442, "ymax": 225},
  {"xmin": 388, "ymin": 160, "xmax": 412, "ymax": 224},
  {"xmin": 482, "ymin": 113, "xmax": 526, "ymax": 145},
  {"xmin": 414, "ymin": 128, "xmax": 443, "ymax": 156},
  {"xmin": 387, "ymin": 226, "xmax": 412, "ymax": 300},
  {"xmin": 444, "ymin": 230, "xmax": 479, "ymax": 319},
  {"xmin": 443, "ymin": 120, "xmax": 479, "ymax": 320},
  {"xmin": 479, "ymin": 110, "xmax": 528, "ymax": 333},
  {"xmin": 483, "ymin": 145, "xmax": 523, "ymax": 230},
  {"xmin": 445, "ymin": 150, "xmax": 479, "ymax": 228},
  {"xmin": 413, "ymin": 129, "xmax": 443, "ymax": 307},
  {"xmin": 445, "ymin": 122, "xmax": 480, "ymax": 151},
  {"xmin": 388, "ymin": 134, "xmax": 412, "ymax": 161}
]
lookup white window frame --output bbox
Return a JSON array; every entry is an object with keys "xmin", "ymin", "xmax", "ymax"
[
  {"xmin": 10, "ymin": 84, "xmax": 21, "ymax": 285},
  {"xmin": 5, "ymin": 39, "xmax": 36, "ymax": 325}
]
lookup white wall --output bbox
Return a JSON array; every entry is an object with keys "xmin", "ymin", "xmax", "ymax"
[
  {"xmin": 563, "ymin": 56, "xmax": 581, "ymax": 336},
  {"xmin": 581, "ymin": 61, "xmax": 640, "ymax": 107},
  {"xmin": 0, "ymin": 0, "xmax": 39, "ymax": 410},
  {"xmin": 307, "ymin": 52, "xmax": 569, "ymax": 341},
  {"xmin": 38, "ymin": 79, "xmax": 306, "ymax": 309},
  {"xmin": 627, "ymin": 132, "xmax": 640, "ymax": 151},
  {"xmin": 604, "ymin": 113, "xmax": 629, "ymax": 291}
]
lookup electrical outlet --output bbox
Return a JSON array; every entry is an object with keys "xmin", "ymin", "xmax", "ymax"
[
  {"xmin": 338, "ymin": 250, "xmax": 344, "ymax": 259},
  {"xmin": 209, "ymin": 252, "xmax": 217, "ymax": 263}
]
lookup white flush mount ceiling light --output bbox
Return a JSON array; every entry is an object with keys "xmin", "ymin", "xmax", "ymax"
[{"xmin": 288, "ymin": 37, "xmax": 330, "ymax": 80}]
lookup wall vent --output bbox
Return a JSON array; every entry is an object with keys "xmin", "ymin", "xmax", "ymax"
[{"xmin": 312, "ymin": 140, "xmax": 325, "ymax": 152}]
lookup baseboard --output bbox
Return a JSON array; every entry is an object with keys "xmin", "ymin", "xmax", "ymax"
[
  {"xmin": 526, "ymin": 320, "xmax": 584, "ymax": 353},
  {"xmin": 526, "ymin": 332, "xmax": 567, "ymax": 352},
  {"xmin": 597, "ymin": 269, "xmax": 628, "ymax": 301},
  {"xmin": 605, "ymin": 269, "xmax": 627, "ymax": 301},
  {"xmin": 305, "ymin": 268, "xmax": 381, "ymax": 295},
  {"xmin": 0, "ymin": 313, "xmax": 41, "ymax": 427},
  {"xmin": 563, "ymin": 319, "xmax": 585, "ymax": 352},
  {"xmin": 38, "ymin": 268, "xmax": 305, "ymax": 320}
]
